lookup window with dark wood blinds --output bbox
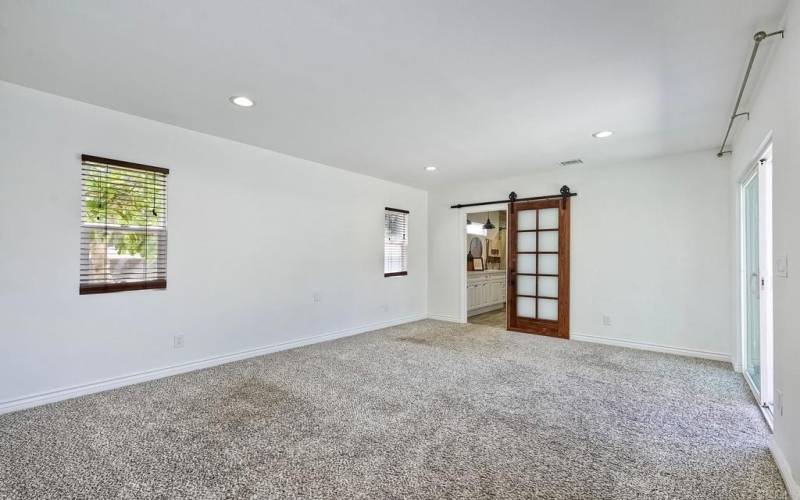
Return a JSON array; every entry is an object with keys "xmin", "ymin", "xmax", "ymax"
[
  {"xmin": 384, "ymin": 207, "xmax": 408, "ymax": 277},
  {"xmin": 80, "ymin": 155, "xmax": 169, "ymax": 294}
]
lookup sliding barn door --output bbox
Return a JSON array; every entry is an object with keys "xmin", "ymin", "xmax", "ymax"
[{"xmin": 507, "ymin": 197, "xmax": 570, "ymax": 338}]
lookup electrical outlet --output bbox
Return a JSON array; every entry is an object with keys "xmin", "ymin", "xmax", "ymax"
[
  {"xmin": 776, "ymin": 389, "xmax": 784, "ymax": 417},
  {"xmin": 313, "ymin": 292, "xmax": 322, "ymax": 303},
  {"xmin": 173, "ymin": 334, "xmax": 185, "ymax": 349},
  {"xmin": 602, "ymin": 314, "xmax": 612, "ymax": 326}
]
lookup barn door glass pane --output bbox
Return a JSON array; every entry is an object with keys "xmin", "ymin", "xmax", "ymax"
[
  {"xmin": 538, "ymin": 231, "xmax": 558, "ymax": 252},
  {"xmin": 538, "ymin": 208, "xmax": 558, "ymax": 229},
  {"xmin": 517, "ymin": 210, "xmax": 537, "ymax": 230},
  {"xmin": 517, "ymin": 275, "xmax": 535, "ymax": 295},
  {"xmin": 517, "ymin": 297, "xmax": 536, "ymax": 318},
  {"xmin": 518, "ymin": 254, "xmax": 536, "ymax": 274},
  {"xmin": 539, "ymin": 254, "xmax": 558, "ymax": 275},
  {"xmin": 538, "ymin": 299, "xmax": 558, "ymax": 320},
  {"xmin": 518, "ymin": 232, "xmax": 537, "ymax": 252}
]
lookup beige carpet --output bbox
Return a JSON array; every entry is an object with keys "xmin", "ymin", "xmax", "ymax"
[{"xmin": 0, "ymin": 320, "xmax": 788, "ymax": 499}]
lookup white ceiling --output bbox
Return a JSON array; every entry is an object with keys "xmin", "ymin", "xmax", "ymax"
[{"xmin": 0, "ymin": 0, "xmax": 788, "ymax": 188}]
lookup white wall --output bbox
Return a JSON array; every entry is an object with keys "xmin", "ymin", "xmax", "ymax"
[
  {"xmin": 727, "ymin": 1, "xmax": 800, "ymax": 491},
  {"xmin": 0, "ymin": 81, "xmax": 428, "ymax": 408},
  {"xmin": 429, "ymin": 150, "xmax": 732, "ymax": 358}
]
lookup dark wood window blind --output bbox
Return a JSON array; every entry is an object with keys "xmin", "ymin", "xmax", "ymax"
[
  {"xmin": 384, "ymin": 207, "xmax": 408, "ymax": 277},
  {"xmin": 80, "ymin": 155, "xmax": 169, "ymax": 294}
]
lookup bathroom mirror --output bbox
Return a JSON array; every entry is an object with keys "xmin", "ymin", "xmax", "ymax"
[{"xmin": 469, "ymin": 237, "xmax": 483, "ymax": 259}]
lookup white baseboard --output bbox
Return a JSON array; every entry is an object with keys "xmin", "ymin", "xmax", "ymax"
[
  {"xmin": 0, "ymin": 313, "xmax": 426, "ymax": 416},
  {"xmin": 571, "ymin": 332, "xmax": 732, "ymax": 364},
  {"xmin": 770, "ymin": 437, "xmax": 800, "ymax": 499},
  {"xmin": 428, "ymin": 314, "xmax": 462, "ymax": 323}
]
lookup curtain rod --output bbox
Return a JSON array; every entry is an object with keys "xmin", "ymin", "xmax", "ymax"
[
  {"xmin": 450, "ymin": 186, "xmax": 576, "ymax": 209},
  {"xmin": 717, "ymin": 29, "xmax": 784, "ymax": 158}
]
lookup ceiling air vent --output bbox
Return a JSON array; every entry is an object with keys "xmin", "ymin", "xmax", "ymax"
[{"xmin": 559, "ymin": 158, "xmax": 583, "ymax": 167}]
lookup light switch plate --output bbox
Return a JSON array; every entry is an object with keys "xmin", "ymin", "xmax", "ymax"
[{"xmin": 775, "ymin": 254, "xmax": 788, "ymax": 278}]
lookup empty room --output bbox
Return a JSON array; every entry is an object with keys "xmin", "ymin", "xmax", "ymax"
[{"xmin": 1, "ymin": 1, "xmax": 798, "ymax": 498}]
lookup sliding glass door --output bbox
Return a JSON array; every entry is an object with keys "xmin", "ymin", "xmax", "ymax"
[
  {"xmin": 741, "ymin": 144, "xmax": 774, "ymax": 418},
  {"xmin": 742, "ymin": 171, "xmax": 761, "ymax": 391}
]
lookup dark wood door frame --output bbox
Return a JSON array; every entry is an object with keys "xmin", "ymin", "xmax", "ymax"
[{"xmin": 507, "ymin": 197, "xmax": 571, "ymax": 338}]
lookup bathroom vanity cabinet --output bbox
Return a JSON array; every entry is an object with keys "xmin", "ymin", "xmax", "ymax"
[{"xmin": 467, "ymin": 270, "xmax": 506, "ymax": 316}]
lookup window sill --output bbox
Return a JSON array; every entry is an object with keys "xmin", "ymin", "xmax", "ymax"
[
  {"xmin": 384, "ymin": 272, "xmax": 408, "ymax": 278},
  {"xmin": 80, "ymin": 279, "xmax": 167, "ymax": 295}
]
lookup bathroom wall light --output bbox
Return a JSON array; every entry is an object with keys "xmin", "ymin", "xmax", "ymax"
[
  {"xmin": 425, "ymin": 166, "xmax": 437, "ymax": 172},
  {"xmin": 592, "ymin": 130, "xmax": 613, "ymax": 138}
]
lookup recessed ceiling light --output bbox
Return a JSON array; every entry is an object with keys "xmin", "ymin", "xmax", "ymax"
[
  {"xmin": 229, "ymin": 96, "xmax": 255, "ymax": 107},
  {"xmin": 592, "ymin": 130, "xmax": 614, "ymax": 138},
  {"xmin": 424, "ymin": 166, "xmax": 437, "ymax": 172}
]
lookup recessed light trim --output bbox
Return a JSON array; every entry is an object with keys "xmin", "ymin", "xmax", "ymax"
[
  {"xmin": 229, "ymin": 96, "xmax": 255, "ymax": 107},
  {"xmin": 592, "ymin": 130, "xmax": 614, "ymax": 138},
  {"xmin": 424, "ymin": 166, "xmax": 437, "ymax": 172}
]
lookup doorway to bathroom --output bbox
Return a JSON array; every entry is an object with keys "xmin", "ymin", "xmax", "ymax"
[{"xmin": 465, "ymin": 208, "xmax": 508, "ymax": 329}]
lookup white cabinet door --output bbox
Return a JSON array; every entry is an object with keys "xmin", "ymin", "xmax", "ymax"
[
  {"xmin": 470, "ymin": 283, "xmax": 482, "ymax": 309},
  {"xmin": 492, "ymin": 281, "xmax": 503, "ymax": 303},
  {"xmin": 467, "ymin": 284, "xmax": 476, "ymax": 309}
]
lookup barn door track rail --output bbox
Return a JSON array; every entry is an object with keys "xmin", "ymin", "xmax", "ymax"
[{"xmin": 450, "ymin": 186, "xmax": 577, "ymax": 209}]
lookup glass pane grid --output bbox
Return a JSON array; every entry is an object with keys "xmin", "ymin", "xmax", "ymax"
[{"xmin": 515, "ymin": 205, "xmax": 561, "ymax": 322}]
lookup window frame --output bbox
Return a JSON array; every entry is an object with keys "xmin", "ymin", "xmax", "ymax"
[
  {"xmin": 79, "ymin": 155, "xmax": 169, "ymax": 295},
  {"xmin": 384, "ymin": 207, "xmax": 409, "ymax": 277}
]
